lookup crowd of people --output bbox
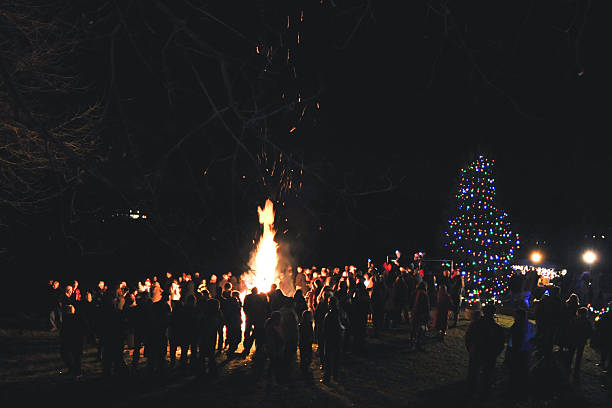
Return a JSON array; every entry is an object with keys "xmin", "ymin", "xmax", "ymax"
[
  {"xmin": 45, "ymin": 250, "xmax": 462, "ymax": 383},
  {"xmin": 465, "ymin": 284, "xmax": 612, "ymax": 401},
  {"xmin": 44, "ymin": 250, "xmax": 612, "ymax": 402}
]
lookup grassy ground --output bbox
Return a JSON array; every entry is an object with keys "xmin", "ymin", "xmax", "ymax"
[{"xmin": 1, "ymin": 313, "xmax": 610, "ymax": 408}]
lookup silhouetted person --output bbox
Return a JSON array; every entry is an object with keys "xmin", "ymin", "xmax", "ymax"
[
  {"xmin": 146, "ymin": 285, "xmax": 171, "ymax": 374},
  {"xmin": 506, "ymin": 308, "xmax": 535, "ymax": 401},
  {"xmin": 79, "ymin": 291, "xmax": 98, "ymax": 348},
  {"xmin": 269, "ymin": 285, "xmax": 285, "ymax": 312},
  {"xmin": 217, "ymin": 282, "xmax": 232, "ymax": 351},
  {"xmin": 350, "ymin": 286, "xmax": 370, "ymax": 351},
  {"xmin": 533, "ymin": 286, "xmax": 563, "ymax": 360},
  {"xmin": 60, "ymin": 285, "xmax": 74, "ymax": 309},
  {"xmin": 168, "ymin": 298, "xmax": 184, "ymax": 368},
  {"xmin": 126, "ymin": 292, "xmax": 147, "ymax": 370},
  {"xmin": 48, "ymin": 281, "xmax": 61, "ymax": 331},
  {"xmin": 207, "ymin": 274, "xmax": 219, "ymax": 299},
  {"xmin": 59, "ymin": 304, "xmax": 86, "ymax": 378},
  {"xmin": 335, "ymin": 280, "xmax": 351, "ymax": 350},
  {"xmin": 161, "ymin": 272, "xmax": 171, "ymax": 293},
  {"xmin": 179, "ymin": 294, "xmax": 198, "ymax": 367},
  {"xmin": 465, "ymin": 303, "xmax": 505, "ymax": 399},
  {"xmin": 71, "ymin": 280, "xmax": 82, "ymax": 304},
  {"xmin": 93, "ymin": 280, "xmax": 106, "ymax": 307},
  {"xmin": 100, "ymin": 284, "xmax": 127, "ymax": 376},
  {"xmin": 199, "ymin": 298, "xmax": 221, "ymax": 377},
  {"xmin": 594, "ymin": 309, "xmax": 612, "ymax": 373},
  {"xmin": 433, "ymin": 285, "xmax": 453, "ymax": 339},
  {"xmin": 509, "ymin": 271, "xmax": 524, "ymax": 307},
  {"xmin": 226, "ymin": 291, "xmax": 243, "ymax": 355},
  {"xmin": 280, "ymin": 296, "xmax": 299, "ymax": 378},
  {"xmin": 242, "ymin": 287, "xmax": 270, "ymax": 357},
  {"xmin": 322, "ymin": 297, "xmax": 344, "ymax": 384},
  {"xmin": 522, "ymin": 268, "xmax": 539, "ymax": 307},
  {"xmin": 181, "ymin": 274, "xmax": 195, "ymax": 301},
  {"xmin": 558, "ymin": 293, "xmax": 579, "ymax": 353},
  {"xmin": 401, "ymin": 271, "xmax": 416, "ymax": 324},
  {"xmin": 299, "ymin": 310, "xmax": 314, "ymax": 376},
  {"xmin": 370, "ymin": 275, "xmax": 387, "ymax": 338},
  {"xmin": 448, "ymin": 271, "xmax": 463, "ymax": 327},
  {"xmin": 314, "ymin": 290, "xmax": 331, "ymax": 366},
  {"xmin": 567, "ymin": 307, "xmax": 592, "ymax": 382},
  {"xmin": 293, "ymin": 289, "xmax": 308, "ymax": 320},
  {"xmin": 387, "ymin": 275, "xmax": 407, "ymax": 328},
  {"xmin": 265, "ymin": 311, "xmax": 285, "ymax": 387},
  {"xmin": 412, "ymin": 282, "xmax": 430, "ymax": 350}
]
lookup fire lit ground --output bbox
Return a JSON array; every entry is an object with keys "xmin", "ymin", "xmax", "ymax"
[{"xmin": 0, "ymin": 314, "xmax": 609, "ymax": 408}]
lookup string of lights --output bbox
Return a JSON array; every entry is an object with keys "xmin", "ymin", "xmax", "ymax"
[{"xmin": 587, "ymin": 302, "xmax": 611, "ymax": 322}]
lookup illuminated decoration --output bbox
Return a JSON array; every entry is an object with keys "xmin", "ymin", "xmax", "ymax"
[
  {"xmin": 511, "ymin": 264, "xmax": 567, "ymax": 283},
  {"xmin": 588, "ymin": 302, "xmax": 611, "ymax": 322},
  {"xmin": 443, "ymin": 155, "xmax": 520, "ymax": 305}
]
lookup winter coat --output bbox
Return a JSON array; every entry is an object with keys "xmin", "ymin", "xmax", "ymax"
[
  {"xmin": 569, "ymin": 316, "xmax": 593, "ymax": 348},
  {"xmin": 412, "ymin": 289, "xmax": 430, "ymax": 324},
  {"xmin": 323, "ymin": 309, "xmax": 344, "ymax": 347},
  {"xmin": 465, "ymin": 317, "xmax": 505, "ymax": 361},
  {"xmin": 265, "ymin": 320, "xmax": 285, "ymax": 360},
  {"xmin": 60, "ymin": 313, "xmax": 86, "ymax": 350},
  {"xmin": 433, "ymin": 291, "xmax": 453, "ymax": 331},
  {"xmin": 280, "ymin": 305, "xmax": 299, "ymax": 353}
]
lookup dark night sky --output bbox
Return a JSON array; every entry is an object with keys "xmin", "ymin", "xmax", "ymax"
[
  {"xmin": 3, "ymin": 1, "xmax": 612, "ymax": 285},
  {"xmin": 290, "ymin": 1, "xmax": 606, "ymax": 271},
  {"xmin": 310, "ymin": 0, "xmax": 612, "ymax": 269}
]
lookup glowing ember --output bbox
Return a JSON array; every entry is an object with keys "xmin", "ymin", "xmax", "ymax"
[{"xmin": 244, "ymin": 199, "xmax": 279, "ymax": 294}]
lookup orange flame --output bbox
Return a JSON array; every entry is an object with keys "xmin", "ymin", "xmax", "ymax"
[{"xmin": 243, "ymin": 199, "xmax": 279, "ymax": 294}]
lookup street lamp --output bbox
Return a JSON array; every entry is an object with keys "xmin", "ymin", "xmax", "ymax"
[
  {"xmin": 582, "ymin": 250, "xmax": 597, "ymax": 305},
  {"xmin": 530, "ymin": 251, "xmax": 543, "ymax": 264},
  {"xmin": 583, "ymin": 250, "xmax": 597, "ymax": 265}
]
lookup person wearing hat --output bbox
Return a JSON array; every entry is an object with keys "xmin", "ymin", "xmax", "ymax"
[{"xmin": 465, "ymin": 302, "xmax": 505, "ymax": 398}]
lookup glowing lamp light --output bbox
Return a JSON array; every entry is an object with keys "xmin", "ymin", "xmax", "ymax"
[
  {"xmin": 583, "ymin": 250, "xmax": 597, "ymax": 265},
  {"xmin": 530, "ymin": 251, "xmax": 543, "ymax": 264}
]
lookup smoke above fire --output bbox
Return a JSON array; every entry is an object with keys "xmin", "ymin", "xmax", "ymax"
[{"xmin": 243, "ymin": 199, "xmax": 279, "ymax": 293}]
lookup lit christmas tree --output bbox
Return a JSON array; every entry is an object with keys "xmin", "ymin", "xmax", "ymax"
[{"xmin": 444, "ymin": 155, "xmax": 520, "ymax": 305}]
